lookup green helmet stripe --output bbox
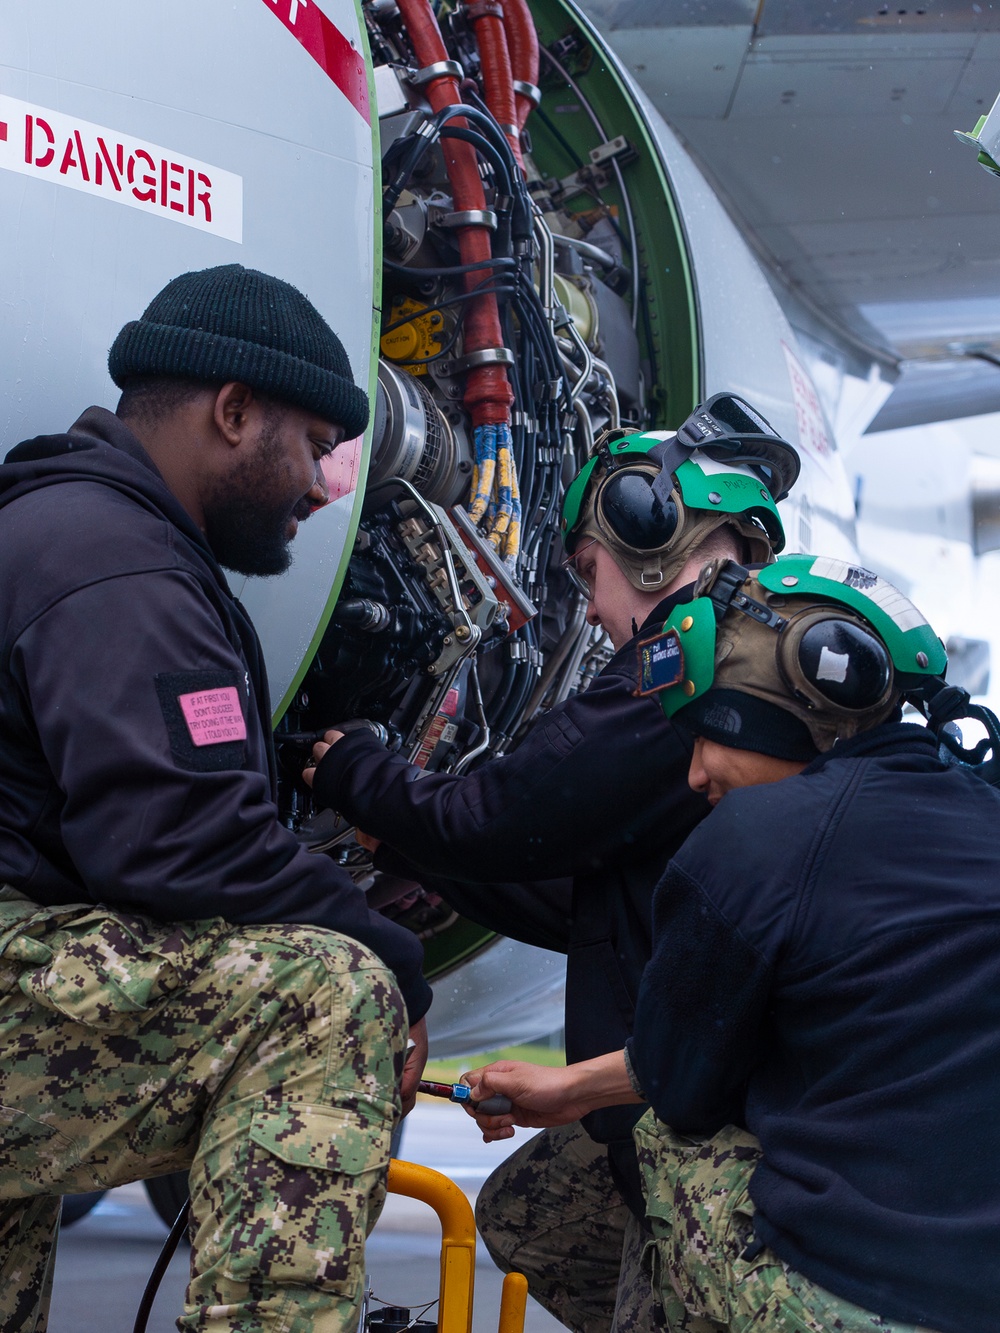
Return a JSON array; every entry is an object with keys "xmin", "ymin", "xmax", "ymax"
[
  {"xmin": 674, "ymin": 460, "xmax": 784, "ymax": 549},
  {"xmin": 561, "ymin": 455, "xmax": 601, "ymax": 541},
  {"xmin": 756, "ymin": 556, "xmax": 947, "ymax": 678}
]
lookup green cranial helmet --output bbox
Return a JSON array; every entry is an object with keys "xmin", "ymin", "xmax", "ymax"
[
  {"xmin": 560, "ymin": 393, "xmax": 800, "ymax": 593},
  {"xmin": 647, "ymin": 555, "xmax": 948, "ymax": 754}
]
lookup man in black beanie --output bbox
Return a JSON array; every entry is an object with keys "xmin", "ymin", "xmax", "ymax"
[{"xmin": 0, "ymin": 265, "xmax": 430, "ymax": 1332}]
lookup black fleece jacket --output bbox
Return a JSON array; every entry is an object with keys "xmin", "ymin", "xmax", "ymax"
[
  {"xmin": 629, "ymin": 723, "xmax": 1000, "ymax": 1333},
  {"xmin": 0, "ymin": 407, "xmax": 430, "ymax": 1022},
  {"xmin": 312, "ymin": 596, "xmax": 710, "ymax": 1208}
]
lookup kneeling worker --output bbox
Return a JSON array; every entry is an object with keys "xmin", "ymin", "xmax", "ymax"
[
  {"xmin": 304, "ymin": 399, "xmax": 800, "ymax": 1331},
  {"xmin": 465, "ymin": 555, "xmax": 1000, "ymax": 1333},
  {"xmin": 0, "ymin": 265, "xmax": 431, "ymax": 1333}
]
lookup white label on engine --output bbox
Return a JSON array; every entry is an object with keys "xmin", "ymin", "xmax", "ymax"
[{"xmin": 0, "ymin": 95, "xmax": 243, "ymax": 242}]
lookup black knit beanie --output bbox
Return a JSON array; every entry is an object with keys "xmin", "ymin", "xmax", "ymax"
[
  {"xmin": 678, "ymin": 687, "xmax": 820, "ymax": 761},
  {"xmin": 108, "ymin": 264, "xmax": 369, "ymax": 439}
]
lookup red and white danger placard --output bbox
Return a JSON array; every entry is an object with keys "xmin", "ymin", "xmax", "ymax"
[{"xmin": 0, "ymin": 94, "xmax": 243, "ymax": 242}]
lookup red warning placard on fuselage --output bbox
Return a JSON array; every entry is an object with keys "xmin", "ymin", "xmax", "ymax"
[{"xmin": 0, "ymin": 94, "xmax": 243, "ymax": 242}]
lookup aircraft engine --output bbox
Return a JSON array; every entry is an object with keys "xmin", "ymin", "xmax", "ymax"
[{"xmin": 273, "ymin": 0, "xmax": 684, "ymax": 982}]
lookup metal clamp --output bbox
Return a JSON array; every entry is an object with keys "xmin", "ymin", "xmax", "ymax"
[
  {"xmin": 512, "ymin": 80, "xmax": 542, "ymax": 107},
  {"xmin": 443, "ymin": 347, "xmax": 516, "ymax": 374},
  {"xmin": 407, "ymin": 60, "xmax": 463, "ymax": 86},
  {"xmin": 466, "ymin": 0, "xmax": 504, "ymax": 18},
  {"xmin": 438, "ymin": 208, "xmax": 498, "ymax": 231}
]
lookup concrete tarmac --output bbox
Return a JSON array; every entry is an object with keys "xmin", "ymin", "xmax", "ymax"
[{"xmin": 49, "ymin": 1102, "xmax": 565, "ymax": 1332}]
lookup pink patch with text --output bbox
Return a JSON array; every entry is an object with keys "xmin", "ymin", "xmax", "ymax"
[{"xmin": 178, "ymin": 686, "xmax": 247, "ymax": 747}]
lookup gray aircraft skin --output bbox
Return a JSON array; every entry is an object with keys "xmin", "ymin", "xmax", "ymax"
[
  {"xmin": 575, "ymin": 0, "xmax": 1000, "ymax": 432},
  {"xmin": 2, "ymin": 0, "xmax": 918, "ymax": 1061}
]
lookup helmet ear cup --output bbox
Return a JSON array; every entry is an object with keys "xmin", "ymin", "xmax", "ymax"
[
  {"xmin": 790, "ymin": 617, "xmax": 892, "ymax": 712},
  {"xmin": 598, "ymin": 469, "xmax": 679, "ymax": 552}
]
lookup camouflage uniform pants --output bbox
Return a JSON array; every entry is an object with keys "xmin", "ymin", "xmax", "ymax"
[
  {"xmin": 0, "ymin": 887, "xmax": 407, "ymax": 1333},
  {"xmin": 475, "ymin": 1120, "xmax": 658, "ymax": 1332},
  {"xmin": 633, "ymin": 1113, "xmax": 939, "ymax": 1333}
]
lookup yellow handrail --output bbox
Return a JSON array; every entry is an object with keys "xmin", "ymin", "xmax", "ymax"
[
  {"xmin": 387, "ymin": 1158, "xmax": 477, "ymax": 1333},
  {"xmin": 385, "ymin": 1159, "xmax": 526, "ymax": 1333}
]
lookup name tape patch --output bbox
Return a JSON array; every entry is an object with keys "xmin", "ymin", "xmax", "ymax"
[
  {"xmin": 636, "ymin": 630, "xmax": 684, "ymax": 697},
  {"xmin": 0, "ymin": 94, "xmax": 243, "ymax": 242},
  {"xmin": 178, "ymin": 687, "xmax": 248, "ymax": 747}
]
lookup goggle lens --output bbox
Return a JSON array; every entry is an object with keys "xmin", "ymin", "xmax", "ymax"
[
  {"xmin": 794, "ymin": 619, "xmax": 891, "ymax": 711},
  {"xmin": 600, "ymin": 471, "xmax": 679, "ymax": 552}
]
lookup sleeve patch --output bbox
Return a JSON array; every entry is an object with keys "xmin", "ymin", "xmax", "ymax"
[
  {"xmin": 155, "ymin": 670, "xmax": 250, "ymax": 772},
  {"xmin": 178, "ymin": 685, "xmax": 247, "ymax": 746}
]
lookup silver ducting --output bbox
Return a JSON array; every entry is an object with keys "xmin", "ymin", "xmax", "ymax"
[{"xmin": 370, "ymin": 359, "xmax": 473, "ymax": 507}]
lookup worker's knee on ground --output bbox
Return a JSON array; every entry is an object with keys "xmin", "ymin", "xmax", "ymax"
[
  {"xmin": 475, "ymin": 1195, "xmax": 514, "ymax": 1268},
  {"xmin": 223, "ymin": 1097, "xmax": 391, "ymax": 1298},
  {"xmin": 474, "ymin": 1163, "xmax": 512, "ymax": 1249}
]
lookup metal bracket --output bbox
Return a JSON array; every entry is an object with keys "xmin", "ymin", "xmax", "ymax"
[
  {"xmin": 437, "ymin": 346, "xmax": 515, "ymax": 375},
  {"xmin": 437, "ymin": 208, "xmax": 498, "ymax": 231},
  {"xmin": 407, "ymin": 60, "xmax": 463, "ymax": 86},
  {"xmin": 512, "ymin": 80, "xmax": 542, "ymax": 107},
  {"xmin": 589, "ymin": 135, "xmax": 635, "ymax": 168}
]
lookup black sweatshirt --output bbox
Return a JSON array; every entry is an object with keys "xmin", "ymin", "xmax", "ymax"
[
  {"xmin": 0, "ymin": 407, "xmax": 430, "ymax": 1022},
  {"xmin": 313, "ymin": 597, "xmax": 710, "ymax": 1208},
  {"xmin": 629, "ymin": 723, "xmax": 1000, "ymax": 1333}
]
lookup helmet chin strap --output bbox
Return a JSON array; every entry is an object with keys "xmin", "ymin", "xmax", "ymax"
[{"xmin": 639, "ymin": 557, "xmax": 665, "ymax": 588}]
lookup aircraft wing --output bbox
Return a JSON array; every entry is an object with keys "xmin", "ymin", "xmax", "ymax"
[{"xmin": 574, "ymin": 0, "xmax": 1000, "ymax": 430}]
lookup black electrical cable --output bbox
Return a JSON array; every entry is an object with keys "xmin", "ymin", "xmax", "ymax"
[
  {"xmin": 435, "ymin": 96, "xmax": 534, "ymax": 243},
  {"xmin": 384, "ymin": 255, "xmax": 517, "ymax": 277},
  {"xmin": 380, "ymin": 278, "xmax": 519, "ymax": 337},
  {"xmin": 439, "ymin": 126, "xmax": 513, "ymax": 196},
  {"xmin": 531, "ymin": 102, "xmax": 586, "ymax": 171},
  {"xmin": 514, "ymin": 285, "xmax": 565, "ymax": 385},
  {"xmin": 434, "ymin": 101, "xmax": 518, "ymax": 170},
  {"xmin": 383, "ymin": 263, "xmax": 524, "ymax": 366},
  {"xmin": 132, "ymin": 1201, "xmax": 190, "ymax": 1333}
]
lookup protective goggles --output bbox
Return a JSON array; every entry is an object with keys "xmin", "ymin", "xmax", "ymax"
[
  {"xmin": 562, "ymin": 443, "xmax": 785, "ymax": 561},
  {"xmin": 672, "ymin": 393, "xmax": 801, "ymax": 502},
  {"xmin": 561, "ymin": 394, "xmax": 798, "ymax": 556},
  {"xmin": 649, "ymin": 556, "xmax": 946, "ymax": 723}
]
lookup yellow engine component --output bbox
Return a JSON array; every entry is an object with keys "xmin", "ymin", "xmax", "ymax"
[{"xmin": 380, "ymin": 295, "xmax": 444, "ymax": 376}]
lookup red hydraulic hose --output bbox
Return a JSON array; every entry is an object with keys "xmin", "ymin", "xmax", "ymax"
[
  {"xmin": 395, "ymin": 0, "xmax": 513, "ymax": 427},
  {"xmin": 501, "ymin": 0, "xmax": 540, "ymax": 132},
  {"xmin": 464, "ymin": 1, "xmax": 524, "ymax": 175}
]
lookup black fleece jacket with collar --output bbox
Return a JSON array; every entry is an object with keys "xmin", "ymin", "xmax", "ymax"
[{"xmin": 630, "ymin": 722, "xmax": 1000, "ymax": 1333}]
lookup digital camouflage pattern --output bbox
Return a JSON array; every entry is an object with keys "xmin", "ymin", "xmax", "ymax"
[
  {"xmin": 475, "ymin": 1120, "xmax": 658, "ymax": 1332},
  {"xmin": 0, "ymin": 886, "xmax": 406, "ymax": 1333},
  {"xmin": 633, "ymin": 1114, "xmax": 936, "ymax": 1333}
]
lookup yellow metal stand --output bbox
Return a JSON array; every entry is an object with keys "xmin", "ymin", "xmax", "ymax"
[{"xmin": 386, "ymin": 1159, "xmax": 526, "ymax": 1333}]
